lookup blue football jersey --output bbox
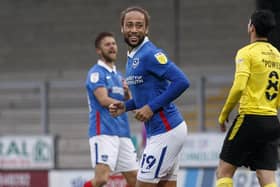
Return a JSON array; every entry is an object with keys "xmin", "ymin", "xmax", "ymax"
[
  {"xmin": 126, "ymin": 37, "xmax": 189, "ymax": 137},
  {"xmin": 85, "ymin": 60, "xmax": 130, "ymax": 137}
]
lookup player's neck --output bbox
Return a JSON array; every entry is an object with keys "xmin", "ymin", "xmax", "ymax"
[
  {"xmin": 100, "ymin": 58, "xmax": 115, "ymax": 69},
  {"xmin": 250, "ymin": 34, "xmax": 267, "ymax": 43},
  {"xmin": 105, "ymin": 61, "xmax": 115, "ymax": 69}
]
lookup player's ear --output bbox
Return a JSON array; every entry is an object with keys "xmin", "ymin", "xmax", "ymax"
[
  {"xmin": 145, "ymin": 27, "xmax": 149, "ymax": 35},
  {"xmin": 121, "ymin": 26, "xmax": 124, "ymax": 33},
  {"xmin": 251, "ymin": 24, "xmax": 256, "ymax": 33},
  {"xmin": 96, "ymin": 48, "xmax": 101, "ymax": 55}
]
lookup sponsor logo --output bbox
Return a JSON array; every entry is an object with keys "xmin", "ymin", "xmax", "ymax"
[
  {"xmin": 32, "ymin": 139, "xmax": 52, "ymax": 163},
  {"xmin": 126, "ymin": 76, "xmax": 144, "ymax": 85},
  {"xmin": 140, "ymin": 170, "xmax": 150, "ymax": 174}
]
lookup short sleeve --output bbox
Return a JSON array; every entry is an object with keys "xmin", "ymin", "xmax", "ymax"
[{"xmin": 86, "ymin": 70, "xmax": 105, "ymax": 91}]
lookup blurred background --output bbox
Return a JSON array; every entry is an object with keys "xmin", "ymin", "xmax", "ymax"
[{"xmin": 0, "ymin": 0, "xmax": 279, "ymax": 186}]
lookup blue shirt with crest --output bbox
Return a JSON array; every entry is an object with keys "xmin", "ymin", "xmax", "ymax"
[
  {"xmin": 125, "ymin": 37, "xmax": 190, "ymax": 137},
  {"xmin": 86, "ymin": 60, "xmax": 130, "ymax": 138}
]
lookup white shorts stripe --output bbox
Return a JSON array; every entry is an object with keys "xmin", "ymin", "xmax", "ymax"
[
  {"xmin": 89, "ymin": 135, "xmax": 138, "ymax": 173},
  {"xmin": 154, "ymin": 146, "xmax": 167, "ymax": 178}
]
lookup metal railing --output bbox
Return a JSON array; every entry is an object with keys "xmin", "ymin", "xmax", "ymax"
[{"xmin": 0, "ymin": 76, "xmax": 233, "ymax": 134}]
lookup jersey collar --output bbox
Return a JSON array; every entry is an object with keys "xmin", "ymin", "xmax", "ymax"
[
  {"xmin": 97, "ymin": 59, "xmax": 117, "ymax": 73},
  {"xmin": 127, "ymin": 36, "xmax": 149, "ymax": 58}
]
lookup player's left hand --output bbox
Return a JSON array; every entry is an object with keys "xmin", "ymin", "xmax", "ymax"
[
  {"xmin": 219, "ymin": 118, "xmax": 228, "ymax": 132},
  {"xmin": 134, "ymin": 104, "xmax": 153, "ymax": 122},
  {"xmin": 109, "ymin": 102, "xmax": 125, "ymax": 117}
]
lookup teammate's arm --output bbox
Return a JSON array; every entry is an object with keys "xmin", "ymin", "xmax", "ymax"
[
  {"xmin": 94, "ymin": 87, "xmax": 120, "ymax": 107},
  {"xmin": 123, "ymin": 79, "xmax": 131, "ymax": 100},
  {"xmin": 218, "ymin": 74, "xmax": 249, "ymax": 124}
]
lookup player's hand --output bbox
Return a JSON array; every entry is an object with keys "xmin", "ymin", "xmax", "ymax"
[
  {"xmin": 134, "ymin": 104, "xmax": 153, "ymax": 122},
  {"xmin": 122, "ymin": 79, "xmax": 129, "ymax": 93},
  {"xmin": 219, "ymin": 118, "xmax": 228, "ymax": 132},
  {"xmin": 109, "ymin": 102, "xmax": 125, "ymax": 117}
]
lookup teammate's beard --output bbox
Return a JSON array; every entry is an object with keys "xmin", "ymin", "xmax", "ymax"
[
  {"xmin": 101, "ymin": 51, "xmax": 116, "ymax": 63},
  {"xmin": 124, "ymin": 36, "xmax": 145, "ymax": 48}
]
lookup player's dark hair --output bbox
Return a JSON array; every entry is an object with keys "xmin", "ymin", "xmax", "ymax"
[
  {"xmin": 120, "ymin": 6, "xmax": 150, "ymax": 28},
  {"xmin": 94, "ymin": 32, "xmax": 115, "ymax": 48},
  {"xmin": 250, "ymin": 10, "xmax": 276, "ymax": 37}
]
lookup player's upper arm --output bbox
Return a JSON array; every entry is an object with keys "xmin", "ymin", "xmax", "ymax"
[
  {"xmin": 232, "ymin": 73, "xmax": 248, "ymax": 92},
  {"xmin": 235, "ymin": 48, "xmax": 251, "ymax": 76},
  {"xmin": 145, "ymin": 50, "xmax": 171, "ymax": 77}
]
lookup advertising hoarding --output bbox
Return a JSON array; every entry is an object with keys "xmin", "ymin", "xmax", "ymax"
[{"xmin": 0, "ymin": 135, "xmax": 54, "ymax": 170}]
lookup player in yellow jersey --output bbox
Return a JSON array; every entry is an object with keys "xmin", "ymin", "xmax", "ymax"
[{"xmin": 216, "ymin": 10, "xmax": 280, "ymax": 187}]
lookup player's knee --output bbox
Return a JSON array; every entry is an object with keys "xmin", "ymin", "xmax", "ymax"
[
  {"xmin": 126, "ymin": 177, "xmax": 137, "ymax": 187},
  {"xmin": 123, "ymin": 171, "xmax": 137, "ymax": 187},
  {"xmin": 95, "ymin": 175, "xmax": 109, "ymax": 186}
]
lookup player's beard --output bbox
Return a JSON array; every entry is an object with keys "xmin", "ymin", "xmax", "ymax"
[
  {"xmin": 101, "ymin": 51, "xmax": 116, "ymax": 63},
  {"xmin": 124, "ymin": 35, "xmax": 145, "ymax": 48}
]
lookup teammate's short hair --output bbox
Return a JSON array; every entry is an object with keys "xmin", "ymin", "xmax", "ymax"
[
  {"xmin": 250, "ymin": 9, "xmax": 276, "ymax": 37},
  {"xmin": 120, "ymin": 6, "xmax": 150, "ymax": 28},
  {"xmin": 94, "ymin": 32, "xmax": 115, "ymax": 49}
]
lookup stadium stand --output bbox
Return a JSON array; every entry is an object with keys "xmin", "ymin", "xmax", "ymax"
[{"xmin": 0, "ymin": 0, "xmax": 255, "ymax": 168}]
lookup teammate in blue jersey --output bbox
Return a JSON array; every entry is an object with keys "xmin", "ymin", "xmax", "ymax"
[
  {"xmin": 84, "ymin": 32, "xmax": 137, "ymax": 187},
  {"xmin": 109, "ymin": 7, "xmax": 190, "ymax": 187}
]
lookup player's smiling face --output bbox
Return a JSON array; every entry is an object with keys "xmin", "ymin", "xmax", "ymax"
[
  {"xmin": 96, "ymin": 36, "xmax": 118, "ymax": 63},
  {"xmin": 121, "ymin": 11, "xmax": 148, "ymax": 48}
]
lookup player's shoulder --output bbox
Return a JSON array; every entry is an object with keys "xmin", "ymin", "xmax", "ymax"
[
  {"xmin": 142, "ymin": 42, "xmax": 169, "ymax": 64},
  {"xmin": 236, "ymin": 43, "xmax": 260, "ymax": 59},
  {"xmin": 238, "ymin": 43, "xmax": 256, "ymax": 53},
  {"xmin": 89, "ymin": 64, "xmax": 107, "ymax": 73},
  {"xmin": 87, "ymin": 64, "xmax": 106, "ymax": 79}
]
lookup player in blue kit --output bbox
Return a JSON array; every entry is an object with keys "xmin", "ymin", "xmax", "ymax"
[
  {"xmin": 109, "ymin": 6, "xmax": 190, "ymax": 187},
  {"xmin": 84, "ymin": 32, "xmax": 137, "ymax": 187}
]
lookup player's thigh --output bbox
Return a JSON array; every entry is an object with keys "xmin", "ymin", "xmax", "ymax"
[
  {"xmin": 116, "ymin": 137, "xmax": 138, "ymax": 172},
  {"xmin": 89, "ymin": 135, "xmax": 120, "ymax": 171},
  {"xmin": 158, "ymin": 180, "xmax": 176, "ymax": 187},
  {"xmin": 95, "ymin": 163, "xmax": 111, "ymax": 180},
  {"xmin": 137, "ymin": 122, "xmax": 187, "ymax": 183},
  {"xmin": 122, "ymin": 170, "xmax": 137, "ymax": 187},
  {"xmin": 136, "ymin": 180, "xmax": 157, "ymax": 187}
]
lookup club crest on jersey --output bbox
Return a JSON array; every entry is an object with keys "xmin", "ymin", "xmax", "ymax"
[
  {"xmin": 90, "ymin": 72, "xmax": 99, "ymax": 83},
  {"xmin": 154, "ymin": 52, "xmax": 167, "ymax": 64},
  {"xmin": 101, "ymin": 155, "xmax": 108, "ymax": 162},
  {"xmin": 132, "ymin": 58, "xmax": 140, "ymax": 69}
]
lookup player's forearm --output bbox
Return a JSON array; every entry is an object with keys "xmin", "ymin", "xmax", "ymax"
[
  {"xmin": 148, "ymin": 65, "xmax": 190, "ymax": 112},
  {"xmin": 98, "ymin": 97, "xmax": 121, "ymax": 108}
]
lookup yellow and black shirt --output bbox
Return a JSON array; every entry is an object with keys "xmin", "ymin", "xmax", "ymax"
[{"xmin": 219, "ymin": 41, "xmax": 280, "ymax": 124}]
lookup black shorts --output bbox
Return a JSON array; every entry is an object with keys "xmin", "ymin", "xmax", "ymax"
[{"xmin": 220, "ymin": 114, "xmax": 280, "ymax": 170}]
